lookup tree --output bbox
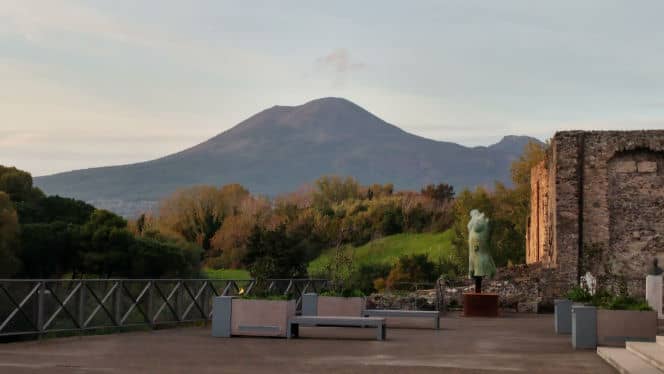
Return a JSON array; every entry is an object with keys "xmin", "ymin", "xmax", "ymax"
[
  {"xmin": 510, "ymin": 141, "xmax": 547, "ymax": 188},
  {"xmin": 0, "ymin": 165, "xmax": 43, "ymax": 203},
  {"xmin": 421, "ymin": 183, "xmax": 455, "ymax": 202},
  {"xmin": 20, "ymin": 222, "xmax": 74, "ymax": 277},
  {"xmin": 16, "ymin": 195, "xmax": 95, "ymax": 224},
  {"xmin": 158, "ymin": 184, "xmax": 250, "ymax": 252},
  {"xmin": 384, "ymin": 254, "xmax": 437, "ymax": 289},
  {"xmin": 0, "ymin": 192, "xmax": 21, "ymax": 276},
  {"xmin": 312, "ymin": 176, "xmax": 361, "ymax": 210},
  {"xmin": 243, "ymin": 225, "xmax": 307, "ymax": 279}
]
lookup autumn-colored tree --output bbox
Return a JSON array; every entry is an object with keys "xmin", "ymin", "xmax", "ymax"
[
  {"xmin": 158, "ymin": 184, "xmax": 250, "ymax": 252},
  {"xmin": 510, "ymin": 141, "xmax": 547, "ymax": 188},
  {"xmin": 312, "ymin": 176, "xmax": 361, "ymax": 210},
  {"xmin": 421, "ymin": 183, "xmax": 455, "ymax": 202}
]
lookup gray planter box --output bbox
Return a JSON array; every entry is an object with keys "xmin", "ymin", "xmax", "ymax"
[
  {"xmin": 212, "ymin": 296, "xmax": 296, "ymax": 338},
  {"xmin": 301, "ymin": 293, "xmax": 365, "ymax": 317},
  {"xmin": 572, "ymin": 305, "xmax": 597, "ymax": 349},
  {"xmin": 596, "ymin": 309, "xmax": 657, "ymax": 347},
  {"xmin": 554, "ymin": 299, "xmax": 572, "ymax": 334}
]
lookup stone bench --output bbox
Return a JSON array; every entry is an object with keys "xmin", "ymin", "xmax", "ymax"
[
  {"xmin": 287, "ymin": 316, "xmax": 386, "ymax": 341},
  {"xmin": 363, "ymin": 309, "xmax": 440, "ymax": 329}
]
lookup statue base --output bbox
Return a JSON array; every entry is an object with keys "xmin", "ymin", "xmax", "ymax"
[{"xmin": 463, "ymin": 293, "xmax": 499, "ymax": 317}]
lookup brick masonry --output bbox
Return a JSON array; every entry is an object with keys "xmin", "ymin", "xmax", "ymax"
[{"xmin": 526, "ymin": 131, "xmax": 664, "ymax": 297}]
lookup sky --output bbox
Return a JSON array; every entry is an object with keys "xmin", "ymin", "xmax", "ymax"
[{"xmin": 2, "ymin": 1, "xmax": 664, "ymax": 176}]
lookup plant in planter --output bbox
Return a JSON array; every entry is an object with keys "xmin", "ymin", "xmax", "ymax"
[
  {"xmin": 555, "ymin": 285, "xmax": 592, "ymax": 335},
  {"xmin": 593, "ymin": 294, "xmax": 656, "ymax": 347}
]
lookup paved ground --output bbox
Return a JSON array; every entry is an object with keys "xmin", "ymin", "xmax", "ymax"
[{"xmin": 0, "ymin": 312, "xmax": 614, "ymax": 373}]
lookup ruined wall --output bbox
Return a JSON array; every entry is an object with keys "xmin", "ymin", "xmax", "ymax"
[
  {"xmin": 526, "ymin": 161, "xmax": 550, "ymax": 265},
  {"xmin": 526, "ymin": 131, "xmax": 664, "ymax": 297}
]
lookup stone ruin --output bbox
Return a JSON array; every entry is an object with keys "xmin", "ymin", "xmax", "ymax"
[
  {"xmin": 370, "ymin": 131, "xmax": 664, "ymax": 312},
  {"xmin": 526, "ymin": 130, "xmax": 664, "ymax": 298}
]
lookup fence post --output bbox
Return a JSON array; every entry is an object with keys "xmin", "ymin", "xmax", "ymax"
[
  {"xmin": 78, "ymin": 281, "xmax": 86, "ymax": 330},
  {"xmin": 202, "ymin": 281, "xmax": 209, "ymax": 321},
  {"xmin": 37, "ymin": 282, "xmax": 46, "ymax": 338},
  {"xmin": 115, "ymin": 281, "xmax": 122, "ymax": 327},
  {"xmin": 147, "ymin": 281, "xmax": 154, "ymax": 328}
]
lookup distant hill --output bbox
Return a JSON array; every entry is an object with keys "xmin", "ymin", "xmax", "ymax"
[{"xmin": 35, "ymin": 97, "xmax": 541, "ymax": 216}]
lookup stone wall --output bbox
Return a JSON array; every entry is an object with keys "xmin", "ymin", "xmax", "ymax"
[
  {"xmin": 526, "ymin": 130, "xmax": 664, "ymax": 297},
  {"xmin": 526, "ymin": 161, "xmax": 551, "ymax": 265}
]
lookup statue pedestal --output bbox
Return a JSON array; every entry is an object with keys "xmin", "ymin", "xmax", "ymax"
[
  {"xmin": 645, "ymin": 275, "xmax": 663, "ymax": 319},
  {"xmin": 463, "ymin": 293, "xmax": 499, "ymax": 317}
]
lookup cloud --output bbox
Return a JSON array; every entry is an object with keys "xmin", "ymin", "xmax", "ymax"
[
  {"xmin": 316, "ymin": 48, "xmax": 365, "ymax": 73},
  {"xmin": 314, "ymin": 48, "xmax": 365, "ymax": 87}
]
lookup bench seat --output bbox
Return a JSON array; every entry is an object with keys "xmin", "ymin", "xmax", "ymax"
[
  {"xmin": 287, "ymin": 316, "xmax": 386, "ymax": 340},
  {"xmin": 363, "ymin": 309, "xmax": 440, "ymax": 329}
]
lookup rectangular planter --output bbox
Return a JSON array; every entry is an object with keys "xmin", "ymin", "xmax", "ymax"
[
  {"xmin": 212, "ymin": 296, "xmax": 296, "ymax": 338},
  {"xmin": 554, "ymin": 299, "xmax": 572, "ymax": 334},
  {"xmin": 572, "ymin": 305, "xmax": 596, "ymax": 349},
  {"xmin": 302, "ymin": 293, "xmax": 365, "ymax": 317},
  {"xmin": 596, "ymin": 309, "xmax": 657, "ymax": 347},
  {"xmin": 554, "ymin": 299, "xmax": 584, "ymax": 334}
]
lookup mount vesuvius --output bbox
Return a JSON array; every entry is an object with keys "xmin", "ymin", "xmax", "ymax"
[{"xmin": 35, "ymin": 98, "xmax": 540, "ymax": 216}]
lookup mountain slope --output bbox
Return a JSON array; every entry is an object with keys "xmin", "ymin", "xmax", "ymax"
[{"xmin": 35, "ymin": 97, "xmax": 540, "ymax": 216}]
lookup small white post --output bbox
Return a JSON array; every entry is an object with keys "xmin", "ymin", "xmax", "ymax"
[{"xmin": 645, "ymin": 274, "xmax": 663, "ymax": 319}]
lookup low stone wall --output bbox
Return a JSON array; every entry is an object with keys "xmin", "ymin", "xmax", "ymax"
[
  {"xmin": 367, "ymin": 264, "xmax": 565, "ymax": 313},
  {"xmin": 367, "ymin": 289, "xmax": 438, "ymax": 311}
]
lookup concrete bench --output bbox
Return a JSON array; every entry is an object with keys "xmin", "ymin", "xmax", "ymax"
[
  {"xmin": 287, "ymin": 316, "xmax": 386, "ymax": 341},
  {"xmin": 363, "ymin": 309, "xmax": 440, "ymax": 329}
]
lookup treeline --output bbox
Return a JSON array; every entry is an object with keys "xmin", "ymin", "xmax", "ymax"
[
  {"xmin": 139, "ymin": 177, "xmax": 456, "ymax": 279},
  {"xmin": 141, "ymin": 141, "xmax": 545, "ymax": 282},
  {"xmin": 0, "ymin": 140, "xmax": 545, "ymax": 282},
  {"xmin": 0, "ymin": 166, "xmax": 201, "ymax": 278}
]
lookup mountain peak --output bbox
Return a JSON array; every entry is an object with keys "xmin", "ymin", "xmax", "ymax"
[
  {"xmin": 489, "ymin": 135, "xmax": 542, "ymax": 152},
  {"xmin": 225, "ymin": 97, "xmax": 398, "ymax": 138},
  {"xmin": 35, "ymin": 98, "xmax": 536, "ymax": 217}
]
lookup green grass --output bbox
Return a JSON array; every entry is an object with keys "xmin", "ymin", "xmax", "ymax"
[
  {"xmin": 202, "ymin": 268, "xmax": 251, "ymax": 280},
  {"xmin": 308, "ymin": 229, "xmax": 456, "ymax": 276}
]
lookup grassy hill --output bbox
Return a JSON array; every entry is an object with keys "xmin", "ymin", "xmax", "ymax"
[
  {"xmin": 308, "ymin": 230, "xmax": 457, "ymax": 277},
  {"xmin": 202, "ymin": 268, "xmax": 251, "ymax": 280}
]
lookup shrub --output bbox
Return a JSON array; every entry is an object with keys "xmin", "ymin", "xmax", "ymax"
[
  {"xmin": 320, "ymin": 289, "xmax": 364, "ymax": 297},
  {"xmin": 385, "ymin": 254, "xmax": 438, "ymax": 289},
  {"xmin": 352, "ymin": 263, "xmax": 391, "ymax": 294},
  {"xmin": 593, "ymin": 294, "xmax": 652, "ymax": 311},
  {"xmin": 566, "ymin": 286, "xmax": 592, "ymax": 303}
]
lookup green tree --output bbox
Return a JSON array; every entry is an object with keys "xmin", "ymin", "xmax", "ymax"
[
  {"xmin": 385, "ymin": 254, "xmax": 438, "ymax": 288},
  {"xmin": 0, "ymin": 192, "xmax": 21, "ymax": 276},
  {"xmin": 243, "ymin": 225, "xmax": 307, "ymax": 279},
  {"xmin": 0, "ymin": 166, "xmax": 44, "ymax": 203}
]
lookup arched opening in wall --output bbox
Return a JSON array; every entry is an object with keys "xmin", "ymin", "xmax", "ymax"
[{"xmin": 608, "ymin": 149, "xmax": 664, "ymax": 294}]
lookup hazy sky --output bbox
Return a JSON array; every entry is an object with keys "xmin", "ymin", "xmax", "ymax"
[{"xmin": 2, "ymin": 1, "xmax": 664, "ymax": 176}]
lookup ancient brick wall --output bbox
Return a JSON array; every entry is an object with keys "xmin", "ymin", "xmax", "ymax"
[{"xmin": 526, "ymin": 130, "xmax": 664, "ymax": 297}]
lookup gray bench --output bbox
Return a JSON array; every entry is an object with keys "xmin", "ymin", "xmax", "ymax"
[
  {"xmin": 363, "ymin": 309, "xmax": 440, "ymax": 329},
  {"xmin": 287, "ymin": 316, "xmax": 386, "ymax": 341}
]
